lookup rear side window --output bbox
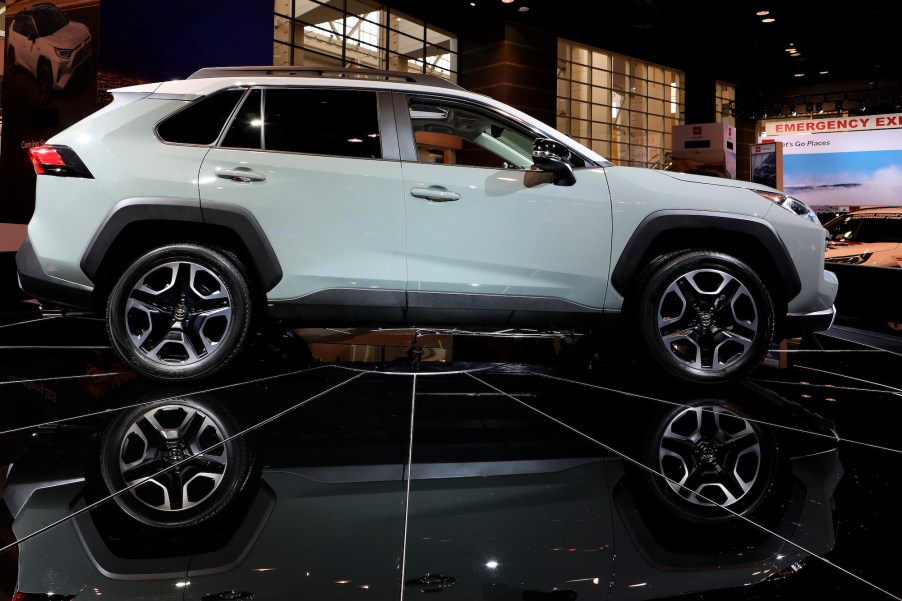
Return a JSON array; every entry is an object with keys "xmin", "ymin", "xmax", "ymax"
[
  {"xmin": 219, "ymin": 88, "xmax": 381, "ymax": 158},
  {"xmin": 156, "ymin": 89, "xmax": 245, "ymax": 145}
]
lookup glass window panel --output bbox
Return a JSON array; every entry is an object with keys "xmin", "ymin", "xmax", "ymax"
[
  {"xmin": 264, "ymin": 89, "xmax": 382, "ymax": 158},
  {"xmin": 294, "ymin": 47, "xmax": 343, "ymax": 67},
  {"xmin": 572, "ymin": 46, "xmax": 590, "ymax": 65},
  {"xmin": 557, "ymin": 78, "xmax": 570, "ymax": 97},
  {"xmin": 591, "ymin": 139, "xmax": 611, "ymax": 157},
  {"xmin": 632, "ymin": 63, "xmax": 647, "ymax": 81},
  {"xmin": 612, "ymin": 56, "xmax": 629, "ymax": 75},
  {"xmin": 571, "ymin": 64, "xmax": 590, "ymax": 83},
  {"xmin": 591, "ymin": 121, "xmax": 611, "ymax": 141},
  {"xmin": 570, "ymin": 100, "xmax": 590, "ymax": 121},
  {"xmin": 630, "ymin": 95, "xmax": 647, "ymax": 113},
  {"xmin": 388, "ymin": 30, "xmax": 426, "ymax": 59},
  {"xmin": 591, "ymin": 86, "xmax": 610, "ymax": 105},
  {"xmin": 632, "ymin": 78, "xmax": 647, "ymax": 96},
  {"xmin": 629, "ymin": 111, "xmax": 647, "ymax": 130},
  {"xmin": 298, "ymin": 2, "xmax": 344, "ymax": 28},
  {"xmin": 648, "ymin": 114, "xmax": 664, "ymax": 131},
  {"xmin": 222, "ymin": 89, "xmax": 263, "ymax": 149},
  {"xmin": 557, "ymin": 98, "xmax": 570, "ymax": 117},
  {"xmin": 591, "ymin": 104, "xmax": 612, "ymax": 123},
  {"xmin": 570, "ymin": 82, "xmax": 590, "ymax": 101},
  {"xmin": 647, "ymin": 80, "xmax": 664, "ymax": 100},
  {"xmin": 647, "ymin": 98, "xmax": 663, "ymax": 115},
  {"xmin": 591, "ymin": 51, "xmax": 610, "ymax": 70},
  {"xmin": 274, "ymin": 13, "xmax": 291, "ymax": 43},
  {"xmin": 571, "ymin": 119, "xmax": 590, "ymax": 138},
  {"xmin": 557, "ymin": 116, "xmax": 570, "ymax": 133},
  {"xmin": 274, "ymin": 40, "xmax": 291, "ymax": 66},
  {"xmin": 592, "ymin": 69, "xmax": 611, "ymax": 89}
]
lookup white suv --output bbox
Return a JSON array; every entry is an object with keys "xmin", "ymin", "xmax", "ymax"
[
  {"xmin": 6, "ymin": 2, "xmax": 92, "ymax": 97},
  {"xmin": 17, "ymin": 67, "xmax": 838, "ymax": 382}
]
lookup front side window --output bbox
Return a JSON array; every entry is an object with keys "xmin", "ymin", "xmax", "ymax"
[
  {"xmin": 408, "ymin": 99, "xmax": 536, "ymax": 169},
  {"xmin": 222, "ymin": 88, "xmax": 381, "ymax": 159}
]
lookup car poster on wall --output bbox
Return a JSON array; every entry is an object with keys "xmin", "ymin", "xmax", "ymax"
[
  {"xmin": 0, "ymin": 0, "xmax": 99, "ymax": 224},
  {"xmin": 761, "ymin": 117, "xmax": 902, "ymax": 213}
]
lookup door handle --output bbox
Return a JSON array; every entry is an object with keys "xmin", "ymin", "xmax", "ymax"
[
  {"xmin": 410, "ymin": 186, "xmax": 460, "ymax": 202},
  {"xmin": 216, "ymin": 168, "xmax": 266, "ymax": 183},
  {"xmin": 405, "ymin": 573, "xmax": 457, "ymax": 593}
]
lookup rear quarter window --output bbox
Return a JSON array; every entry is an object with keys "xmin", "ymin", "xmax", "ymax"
[{"xmin": 156, "ymin": 89, "xmax": 246, "ymax": 145}]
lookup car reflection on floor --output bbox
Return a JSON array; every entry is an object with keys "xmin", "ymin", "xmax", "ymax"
[{"xmin": 0, "ymin": 308, "xmax": 900, "ymax": 601}]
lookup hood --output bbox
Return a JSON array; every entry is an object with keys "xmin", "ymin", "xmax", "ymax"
[
  {"xmin": 660, "ymin": 170, "xmax": 778, "ymax": 193},
  {"xmin": 44, "ymin": 21, "xmax": 90, "ymax": 49},
  {"xmin": 825, "ymin": 241, "xmax": 902, "ymax": 267}
]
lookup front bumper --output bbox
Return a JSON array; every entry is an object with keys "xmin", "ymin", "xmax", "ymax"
[
  {"xmin": 16, "ymin": 236, "xmax": 94, "ymax": 311},
  {"xmin": 783, "ymin": 306, "xmax": 836, "ymax": 338}
]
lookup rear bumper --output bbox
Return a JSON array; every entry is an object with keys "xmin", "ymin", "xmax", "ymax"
[{"xmin": 16, "ymin": 236, "xmax": 94, "ymax": 311}]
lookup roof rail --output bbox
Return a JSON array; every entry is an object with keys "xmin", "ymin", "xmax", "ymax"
[{"xmin": 187, "ymin": 66, "xmax": 464, "ymax": 91}]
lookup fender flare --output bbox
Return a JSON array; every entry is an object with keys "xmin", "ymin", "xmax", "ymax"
[
  {"xmin": 610, "ymin": 210, "xmax": 802, "ymax": 299},
  {"xmin": 80, "ymin": 197, "xmax": 283, "ymax": 291}
]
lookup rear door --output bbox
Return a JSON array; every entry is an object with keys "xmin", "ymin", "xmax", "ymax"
[{"xmin": 198, "ymin": 86, "xmax": 407, "ymax": 318}]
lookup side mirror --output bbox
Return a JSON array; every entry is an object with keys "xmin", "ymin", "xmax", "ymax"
[{"xmin": 532, "ymin": 138, "xmax": 576, "ymax": 186}]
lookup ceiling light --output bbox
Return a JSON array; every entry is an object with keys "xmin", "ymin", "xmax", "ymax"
[
  {"xmin": 518, "ymin": 5, "xmax": 529, "ymax": 10},
  {"xmin": 790, "ymin": 105, "xmax": 797, "ymax": 116},
  {"xmin": 785, "ymin": 48, "xmax": 795, "ymax": 52},
  {"xmin": 502, "ymin": 0, "xmax": 514, "ymax": 3},
  {"xmin": 794, "ymin": 73, "xmax": 804, "ymax": 77},
  {"xmin": 756, "ymin": 10, "xmax": 770, "ymax": 15},
  {"xmin": 761, "ymin": 17, "xmax": 775, "ymax": 22},
  {"xmin": 819, "ymin": 70, "xmax": 829, "ymax": 75},
  {"xmin": 816, "ymin": 102, "xmax": 824, "ymax": 113},
  {"xmin": 790, "ymin": 52, "xmax": 800, "ymax": 57}
]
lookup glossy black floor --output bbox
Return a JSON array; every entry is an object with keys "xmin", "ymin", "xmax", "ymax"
[{"xmin": 0, "ymin": 303, "xmax": 900, "ymax": 601}]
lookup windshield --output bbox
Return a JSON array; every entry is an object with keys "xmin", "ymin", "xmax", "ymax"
[
  {"xmin": 825, "ymin": 213, "xmax": 902, "ymax": 243},
  {"xmin": 32, "ymin": 6, "xmax": 69, "ymax": 37}
]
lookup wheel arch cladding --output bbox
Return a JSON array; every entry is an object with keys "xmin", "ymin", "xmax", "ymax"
[
  {"xmin": 611, "ymin": 210, "xmax": 802, "ymax": 304},
  {"xmin": 80, "ymin": 197, "xmax": 283, "ymax": 293}
]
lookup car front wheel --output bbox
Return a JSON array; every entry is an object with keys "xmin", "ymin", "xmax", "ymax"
[
  {"xmin": 637, "ymin": 251, "xmax": 775, "ymax": 382},
  {"xmin": 107, "ymin": 243, "xmax": 253, "ymax": 381}
]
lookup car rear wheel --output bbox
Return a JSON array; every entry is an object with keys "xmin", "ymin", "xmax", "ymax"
[
  {"xmin": 100, "ymin": 397, "xmax": 252, "ymax": 528},
  {"xmin": 107, "ymin": 243, "xmax": 253, "ymax": 381},
  {"xmin": 637, "ymin": 251, "xmax": 774, "ymax": 382}
]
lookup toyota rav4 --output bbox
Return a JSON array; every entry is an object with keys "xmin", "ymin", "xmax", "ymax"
[{"xmin": 17, "ymin": 67, "xmax": 838, "ymax": 382}]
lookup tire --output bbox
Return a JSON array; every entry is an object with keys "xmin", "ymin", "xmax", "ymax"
[
  {"xmin": 636, "ymin": 250, "xmax": 774, "ymax": 383},
  {"xmin": 106, "ymin": 243, "xmax": 253, "ymax": 381},
  {"xmin": 99, "ymin": 397, "xmax": 252, "ymax": 528},
  {"xmin": 633, "ymin": 399, "xmax": 778, "ymax": 525}
]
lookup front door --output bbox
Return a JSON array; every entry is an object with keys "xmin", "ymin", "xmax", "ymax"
[{"xmin": 399, "ymin": 94, "xmax": 612, "ymax": 323}]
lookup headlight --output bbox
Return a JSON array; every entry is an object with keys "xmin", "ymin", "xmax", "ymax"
[
  {"xmin": 753, "ymin": 190, "xmax": 819, "ymax": 222},
  {"xmin": 54, "ymin": 47, "xmax": 74, "ymax": 59},
  {"xmin": 825, "ymin": 252, "xmax": 872, "ymax": 265}
]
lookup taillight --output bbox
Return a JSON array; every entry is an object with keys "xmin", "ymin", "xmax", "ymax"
[{"xmin": 28, "ymin": 145, "xmax": 94, "ymax": 178}]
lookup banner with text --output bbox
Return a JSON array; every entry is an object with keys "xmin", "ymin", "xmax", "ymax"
[{"xmin": 763, "ymin": 125, "xmax": 902, "ymax": 208}]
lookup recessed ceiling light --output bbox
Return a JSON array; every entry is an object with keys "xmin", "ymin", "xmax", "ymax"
[
  {"xmin": 785, "ymin": 48, "xmax": 795, "ymax": 52},
  {"xmin": 518, "ymin": 5, "xmax": 529, "ymax": 10},
  {"xmin": 502, "ymin": 0, "xmax": 514, "ymax": 3},
  {"xmin": 794, "ymin": 73, "xmax": 804, "ymax": 77},
  {"xmin": 761, "ymin": 17, "xmax": 775, "ymax": 23},
  {"xmin": 790, "ymin": 52, "xmax": 800, "ymax": 57},
  {"xmin": 756, "ymin": 10, "xmax": 770, "ymax": 15},
  {"xmin": 819, "ymin": 70, "xmax": 829, "ymax": 74}
]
